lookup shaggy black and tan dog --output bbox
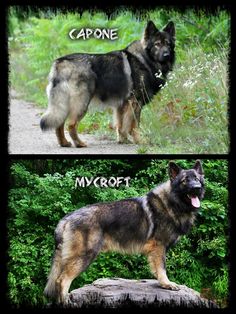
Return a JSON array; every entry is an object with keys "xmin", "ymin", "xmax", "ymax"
[
  {"xmin": 40, "ymin": 20, "xmax": 175, "ymax": 147},
  {"xmin": 44, "ymin": 160, "xmax": 204, "ymax": 304}
]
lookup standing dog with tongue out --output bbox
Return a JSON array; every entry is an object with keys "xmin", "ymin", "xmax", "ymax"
[{"xmin": 44, "ymin": 160, "xmax": 205, "ymax": 304}]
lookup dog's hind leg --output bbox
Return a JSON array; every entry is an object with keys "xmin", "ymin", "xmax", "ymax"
[
  {"xmin": 68, "ymin": 82, "xmax": 93, "ymax": 148},
  {"xmin": 56, "ymin": 257, "xmax": 86, "ymax": 304},
  {"xmin": 68, "ymin": 120, "xmax": 87, "ymax": 148},
  {"xmin": 56, "ymin": 123, "xmax": 72, "ymax": 147},
  {"xmin": 56, "ymin": 228, "xmax": 103, "ymax": 304}
]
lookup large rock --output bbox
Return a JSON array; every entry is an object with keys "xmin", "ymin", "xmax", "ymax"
[{"xmin": 68, "ymin": 278, "xmax": 218, "ymax": 308}]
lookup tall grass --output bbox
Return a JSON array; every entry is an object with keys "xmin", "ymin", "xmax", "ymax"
[
  {"xmin": 8, "ymin": 8, "xmax": 230, "ymax": 153},
  {"xmin": 140, "ymin": 47, "xmax": 229, "ymax": 153}
]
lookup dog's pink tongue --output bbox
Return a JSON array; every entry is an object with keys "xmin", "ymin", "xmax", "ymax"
[{"xmin": 191, "ymin": 196, "xmax": 200, "ymax": 208}]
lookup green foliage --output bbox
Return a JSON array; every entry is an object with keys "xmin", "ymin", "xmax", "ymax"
[
  {"xmin": 141, "ymin": 46, "xmax": 228, "ymax": 153},
  {"xmin": 8, "ymin": 8, "xmax": 229, "ymax": 153},
  {"xmin": 8, "ymin": 159, "xmax": 228, "ymax": 307}
]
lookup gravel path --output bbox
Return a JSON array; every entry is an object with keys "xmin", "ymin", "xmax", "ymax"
[{"xmin": 9, "ymin": 92, "xmax": 140, "ymax": 155}]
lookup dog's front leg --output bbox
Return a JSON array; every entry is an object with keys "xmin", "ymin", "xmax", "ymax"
[
  {"xmin": 129, "ymin": 102, "xmax": 141, "ymax": 144},
  {"xmin": 114, "ymin": 105, "xmax": 131, "ymax": 144},
  {"xmin": 144, "ymin": 239, "xmax": 180, "ymax": 291}
]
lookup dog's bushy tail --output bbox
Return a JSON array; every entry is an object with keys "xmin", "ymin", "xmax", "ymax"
[
  {"xmin": 44, "ymin": 247, "xmax": 62, "ymax": 300},
  {"xmin": 40, "ymin": 85, "xmax": 70, "ymax": 131},
  {"xmin": 40, "ymin": 64, "xmax": 70, "ymax": 131},
  {"xmin": 40, "ymin": 108, "xmax": 68, "ymax": 131}
]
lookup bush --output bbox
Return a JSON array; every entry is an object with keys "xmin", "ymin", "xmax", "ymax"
[{"xmin": 8, "ymin": 159, "xmax": 228, "ymax": 307}]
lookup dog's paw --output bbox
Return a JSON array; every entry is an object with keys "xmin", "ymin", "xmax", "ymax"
[
  {"xmin": 63, "ymin": 143, "xmax": 72, "ymax": 147},
  {"xmin": 75, "ymin": 141, "xmax": 87, "ymax": 148},
  {"xmin": 159, "ymin": 281, "xmax": 180, "ymax": 291},
  {"xmin": 130, "ymin": 132, "xmax": 141, "ymax": 144},
  {"xmin": 118, "ymin": 138, "xmax": 132, "ymax": 144},
  {"xmin": 60, "ymin": 141, "xmax": 72, "ymax": 147}
]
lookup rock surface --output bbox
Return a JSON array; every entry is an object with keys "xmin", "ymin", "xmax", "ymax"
[{"xmin": 68, "ymin": 278, "xmax": 218, "ymax": 308}]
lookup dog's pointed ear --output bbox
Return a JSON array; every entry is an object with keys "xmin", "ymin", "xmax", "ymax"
[
  {"xmin": 163, "ymin": 21, "xmax": 175, "ymax": 38},
  {"xmin": 144, "ymin": 21, "xmax": 159, "ymax": 40},
  {"xmin": 169, "ymin": 161, "xmax": 182, "ymax": 181},
  {"xmin": 193, "ymin": 160, "xmax": 204, "ymax": 175}
]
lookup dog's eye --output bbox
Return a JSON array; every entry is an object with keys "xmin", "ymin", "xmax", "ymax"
[{"xmin": 155, "ymin": 42, "xmax": 161, "ymax": 47}]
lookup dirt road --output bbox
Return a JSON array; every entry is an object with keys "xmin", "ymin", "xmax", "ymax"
[{"xmin": 9, "ymin": 92, "xmax": 140, "ymax": 155}]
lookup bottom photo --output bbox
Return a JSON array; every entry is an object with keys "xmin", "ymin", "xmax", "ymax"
[{"xmin": 8, "ymin": 158, "xmax": 228, "ymax": 308}]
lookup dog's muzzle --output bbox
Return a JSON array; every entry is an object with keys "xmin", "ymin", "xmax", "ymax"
[{"xmin": 187, "ymin": 183, "xmax": 202, "ymax": 208}]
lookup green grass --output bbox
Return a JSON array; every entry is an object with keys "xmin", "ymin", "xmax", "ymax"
[
  {"xmin": 8, "ymin": 8, "xmax": 230, "ymax": 154},
  {"xmin": 140, "ymin": 47, "xmax": 229, "ymax": 154}
]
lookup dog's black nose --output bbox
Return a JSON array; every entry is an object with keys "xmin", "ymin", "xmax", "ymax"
[
  {"xmin": 193, "ymin": 186, "xmax": 201, "ymax": 193},
  {"xmin": 189, "ymin": 181, "xmax": 201, "ymax": 192},
  {"xmin": 190, "ymin": 184, "xmax": 202, "ymax": 195}
]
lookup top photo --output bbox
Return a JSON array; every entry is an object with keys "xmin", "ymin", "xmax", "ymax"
[{"xmin": 8, "ymin": 6, "xmax": 230, "ymax": 154}]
